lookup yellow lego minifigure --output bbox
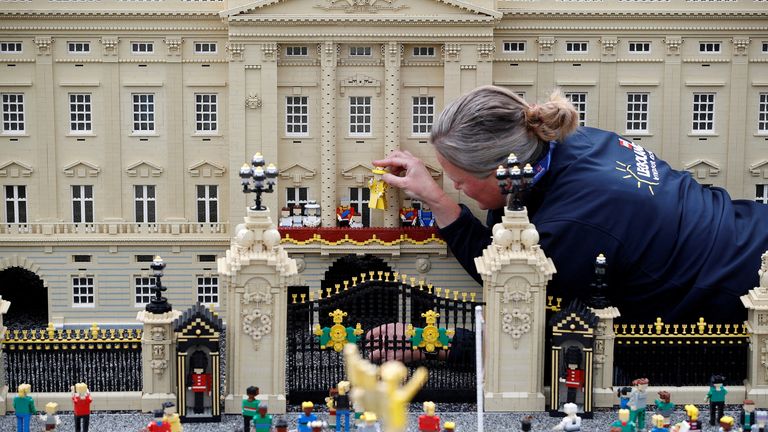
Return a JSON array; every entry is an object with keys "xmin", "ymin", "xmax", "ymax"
[{"xmin": 368, "ymin": 167, "xmax": 388, "ymax": 210}]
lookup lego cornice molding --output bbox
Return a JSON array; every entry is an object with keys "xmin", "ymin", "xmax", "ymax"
[{"xmin": 279, "ymin": 227, "xmax": 446, "ymax": 246}]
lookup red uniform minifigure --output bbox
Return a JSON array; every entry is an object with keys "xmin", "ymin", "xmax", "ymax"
[
  {"xmin": 559, "ymin": 346, "xmax": 584, "ymax": 404},
  {"xmin": 188, "ymin": 350, "xmax": 212, "ymax": 415}
]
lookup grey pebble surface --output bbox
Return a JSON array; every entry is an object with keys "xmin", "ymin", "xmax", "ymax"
[{"xmin": 0, "ymin": 405, "xmax": 744, "ymax": 432}]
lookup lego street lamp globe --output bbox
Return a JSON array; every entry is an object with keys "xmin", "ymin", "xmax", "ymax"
[
  {"xmin": 240, "ymin": 152, "xmax": 279, "ymax": 211},
  {"xmin": 497, "ymin": 153, "xmax": 534, "ymax": 211},
  {"xmin": 145, "ymin": 255, "xmax": 172, "ymax": 314}
]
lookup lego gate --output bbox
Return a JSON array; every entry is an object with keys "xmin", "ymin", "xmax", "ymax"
[{"xmin": 285, "ymin": 273, "xmax": 483, "ymax": 404}]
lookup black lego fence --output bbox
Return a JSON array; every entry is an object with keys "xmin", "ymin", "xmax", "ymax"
[
  {"xmin": 612, "ymin": 319, "xmax": 749, "ymax": 386},
  {"xmin": 286, "ymin": 277, "xmax": 483, "ymax": 405}
]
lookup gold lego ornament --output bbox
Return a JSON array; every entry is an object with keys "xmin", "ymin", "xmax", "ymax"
[
  {"xmin": 405, "ymin": 310, "xmax": 455, "ymax": 353},
  {"xmin": 368, "ymin": 166, "xmax": 388, "ymax": 210},
  {"xmin": 314, "ymin": 309, "xmax": 363, "ymax": 352},
  {"xmin": 343, "ymin": 344, "xmax": 428, "ymax": 432}
]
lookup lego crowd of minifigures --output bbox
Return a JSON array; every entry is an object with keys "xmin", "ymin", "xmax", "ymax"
[{"xmin": 12, "ymin": 382, "xmax": 92, "ymax": 432}]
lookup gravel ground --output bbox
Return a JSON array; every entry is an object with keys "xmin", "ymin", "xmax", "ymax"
[{"xmin": 0, "ymin": 405, "xmax": 745, "ymax": 431}]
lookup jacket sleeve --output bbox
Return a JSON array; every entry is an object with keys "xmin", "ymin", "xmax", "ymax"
[{"xmin": 437, "ymin": 204, "xmax": 493, "ymax": 285}]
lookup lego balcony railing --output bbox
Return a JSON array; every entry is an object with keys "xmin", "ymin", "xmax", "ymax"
[
  {"xmin": 278, "ymin": 226, "xmax": 444, "ymax": 246},
  {"xmin": 1, "ymin": 222, "xmax": 227, "ymax": 236}
]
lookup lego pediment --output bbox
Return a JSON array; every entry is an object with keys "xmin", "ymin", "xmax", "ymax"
[
  {"xmin": 684, "ymin": 159, "xmax": 720, "ymax": 179},
  {"xmin": 63, "ymin": 161, "xmax": 101, "ymax": 178},
  {"xmin": 750, "ymin": 160, "xmax": 768, "ymax": 179},
  {"xmin": 342, "ymin": 163, "xmax": 373, "ymax": 185},
  {"xmin": 280, "ymin": 163, "xmax": 316, "ymax": 184},
  {"xmin": 550, "ymin": 299, "xmax": 598, "ymax": 345},
  {"xmin": 174, "ymin": 303, "xmax": 224, "ymax": 338},
  {"xmin": 0, "ymin": 160, "xmax": 33, "ymax": 178},
  {"xmin": 126, "ymin": 160, "xmax": 164, "ymax": 178},
  {"xmin": 188, "ymin": 161, "xmax": 226, "ymax": 178}
]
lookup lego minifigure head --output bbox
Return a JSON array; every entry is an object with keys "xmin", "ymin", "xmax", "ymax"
[
  {"xmin": 246, "ymin": 386, "xmax": 259, "ymax": 400},
  {"xmin": 274, "ymin": 417, "xmax": 289, "ymax": 432},
  {"xmin": 258, "ymin": 404, "xmax": 268, "ymax": 417},
  {"xmin": 45, "ymin": 402, "xmax": 58, "ymax": 415},
  {"xmin": 423, "ymin": 401, "xmax": 436, "ymax": 416},
  {"xmin": 632, "ymin": 377, "xmax": 649, "ymax": 392},
  {"xmin": 17, "ymin": 383, "xmax": 30, "ymax": 397},
  {"xmin": 152, "ymin": 409, "xmax": 165, "ymax": 423},
  {"xmin": 193, "ymin": 367, "xmax": 204, "ymax": 374},
  {"xmin": 281, "ymin": 207, "xmax": 290, "ymax": 217},
  {"xmin": 562, "ymin": 402, "xmax": 578, "ymax": 417},
  {"xmin": 720, "ymin": 416, "xmax": 735, "ymax": 431},
  {"xmin": 305, "ymin": 201, "xmax": 319, "ymax": 217},
  {"xmin": 162, "ymin": 401, "xmax": 176, "ymax": 415},
  {"xmin": 651, "ymin": 414, "xmax": 665, "ymax": 428},
  {"xmin": 351, "ymin": 214, "xmax": 362, "ymax": 226},
  {"xmin": 617, "ymin": 386, "xmax": 631, "ymax": 398},
  {"xmin": 745, "ymin": 399, "xmax": 756, "ymax": 413},
  {"xmin": 292, "ymin": 205, "xmax": 302, "ymax": 216},
  {"xmin": 302, "ymin": 401, "xmax": 314, "ymax": 416},
  {"xmin": 618, "ymin": 409, "xmax": 630, "ymax": 423},
  {"xmin": 521, "ymin": 416, "xmax": 533, "ymax": 432},
  {"xmin": 657, "ymin": 390, "xmax": 670, "ymax": 404},
  {"xmin": 757, "ymin": 410, "xmax": 768, "ymax": 427},
  {"xmin": 711, "ymin": 374, "xmax": 725, "ymax": 389},
  {"xmin": 75, "ymin": 382, "xmax": 88, "ymax": 396},
  {"xmin": 362, "ymin": 412, "xmax": 377, "ymax": 425},
  {"xmin": 337, "ymin": 381, "xmax": 350, "ymax": 396},
  {"xmin": 443, "ymin": 421, "xmax": 455, "ymax": 432},
  {"xmin": 564, "ymin": 346, "xmax": 582, "ymax": 370},
  {"xmin": 372, "ymin": 166, "xmax": 386, "ymax": 178},
  {"xmin": 685, "ymin": 404, "xmax": 699, "ymax": 422}
]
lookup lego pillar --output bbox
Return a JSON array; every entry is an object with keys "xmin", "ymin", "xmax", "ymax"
[
  {"xmin": 741, "ymin": 251, "xmax": 768, "ymax": 406},
  {"xmin": 661, "ymin": 36, "xmax": 682, "ymax": 168},
  {"xmin": 590, "ymin": 306, "xmax": 621, "ymax": 407},
  {"xmin": 259, "ymin": 42, "xmax": 280, "ymax": 215},
  {"xmin": 725, "ymin": 37, "xmax": 750, "ymax": 197},
  {"xmin": 475, "ymin": 207, "xmax": 555, "ymax": 411},
  {"xmin": 598, "ymin": 37, "xmax": 618, "ymax": 129},
  {"xmin": 0, "ymin": 296, "xmax": 10, "ymax": 414},
  {"xmin": 137, "ymin": 309, "xmax": 182, "ymax": 411},
  {"xmin": 320, "ymin": 41, "xmax": 338, "ymax": 227},
  {"xmin": 382, "ymin": 42, "xmax": 401, "ymax": 227},
  {"xmin": 33, "ymin": 36, "xmax": 58, "ymax": 222},
  {"xmin": 219, "ymin": 208, "xmax": 297, "ymax": 414}
]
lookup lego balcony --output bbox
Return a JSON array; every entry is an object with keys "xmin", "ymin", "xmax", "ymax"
[{"xmin": 278, "ymin": 226, "xmax": 447, "ymax": 256}]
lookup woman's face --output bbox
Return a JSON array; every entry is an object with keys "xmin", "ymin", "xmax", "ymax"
[{"xmin": 437, "ymin": 153, "xmax": 506, "ymax": 210}]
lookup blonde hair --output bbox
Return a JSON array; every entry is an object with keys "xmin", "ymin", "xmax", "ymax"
[
  {"xmin": 685, "ymin": 404, "xmax": 699, "ymax": 421},
  {"xmin": 430, "ymin": 85, "xmax": 579, "ymax": 178}
]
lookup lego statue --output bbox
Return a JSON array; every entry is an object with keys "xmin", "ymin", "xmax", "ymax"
[
  {"xmin": 418, "ymin": 401, "xmax": 440, "ymax": 432},
  {"xmin": 553, "ymin": 402, "xmax": 581, "ymax": 432},
  {"xmin": 253, "ymin": 404, "xmax": 272, "ymax": 432},
  {"xmin": 144, "ymin": 409, "xmax": 171, "ymax": 432},
  {"xmin": 707, "ymin": 375, "xmax": 728, "ymax": 426},
  {"xmin": 188, "ymin": 350, "xmax": 212, "ymax": 415},
  {"xmin": 628, "ymin": 378, "xmax": 649, "ymax": 431},
  {"xmin": 39, "ymin": 402, "xmax": 61, "ymax": 431},
  {"xmin": 336, "ymin": 200, "xmax": 355, "ymax": 227},
  {"xmin": 162, "ymin": 401, "xmax": 182, "ymax": 432},
  {"xmin": 279, "ymin": 207, "xmax": 293, "ymax": 227},
  {"xmin": 71, "ymin": 382, "xmax": 92, "ymax": 432},
  {"xmin": 303, "ymin": 201, "xmax": 321, "ymax": 227},
  {"xmin": 335, "ymin": 381, "xmax": 352, "ymax": 432},
  {"xmin": 368, "ymin": 167, "xmax": 388, "ymax": 210},
  {"xmin": 418, "ymin": 205, "xmax": 435, "ymax": 227},
  {"xmin": 13, "ymin": 383, "xmax": 36, "ymax": 432},
  {"xmin": 297, "ymin": 401, "xmax": 318, "ymax": 432},
  {"xmin": 242, "ymin": 386, "xmax": 260, "ymax": 432},
  {"xmin": 559, "ymin": 346, "xmax": 584, "ymax": 405}
]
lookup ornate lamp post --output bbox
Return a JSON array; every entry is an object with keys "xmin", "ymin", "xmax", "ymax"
[
  {"xmin": 145, "ymin": 255, "xmax": 172, "ymax": 314},
  {"xmin": 496, "ymin": 153, "xmax": 534, "ymax": 211},
  {"xmin": 586, "ymin": 254, "xmax": 611, "ymax": 309},
  {"xmin": 240, "ymin": 152, "xmax": 279, "ymax": 211}
]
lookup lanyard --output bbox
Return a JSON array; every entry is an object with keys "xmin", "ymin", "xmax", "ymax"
[{"xmin": 529, "ymin": 141, "xmax": 556, "ymax": 186}]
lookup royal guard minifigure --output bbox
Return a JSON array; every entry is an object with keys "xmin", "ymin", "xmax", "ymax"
[
  {"xmin": 707, "ymin": 375, "xmax": 728, "ymax": 426},
  {"xmin": 253, "ymin": 404, "xmax": 272, "ymax": 432},
  {"xmin": 162, "ymin": 401, "xmax": 182, "ymax": 432},
  {"xmin": 368, "ymin": 167, "xmax": 388, "ymax": 210},
  {"xmin": 629, "ymin": 377, "xmax": 649, "ymax": 431},
  {"xmin": 418, "ymin": 205, "xmax": 435, "ymax": 227},
  {"xmin": 303, "ymin": 201, "xmax": 321, "ymax": 228},
  {"xmin": 684, "ymin": 404, "xmax": 702, "ymax": 431},
  {"xmin": 418, "ymin": 401, "xmax": 441, "ymax": 432},
  {"xmin": 611, "ymin": 409, "xmax": 636, "ymax": 432},
  {"xmin": 650, "ymin": 414, "xmax": 668, "ymax": 432},
  {"xmin": 400, "ymin": 201, "xmax": 418, "ymax": 226},
  {"xmin": 297, "ymin": 401, "xmax": 318, "ymax": 432},
  {"xmin": 72, "ymin": 382, "xmax": 92, "ymax": 432},
  {"xmin": 145, "ymin": 409, "xmax": 171, "ymax": 432},
  {"xmin": 559, "ymin": 346, "xmax": 583, "ymax": 405},
  {"xmin": 39, "ymin": 402, "xmax": 61, "ymax": 431},
  {"xmin": 279, "ymin": 207, "xmax": 293, "ymax": 227},
  {"xmin": 334, "ymin": 381, "xmax": 352, "ymax": 432},
  {"xmin": 654, "ymin": 391, "xmax": 674, "ymax": 428},
  {"xmin": 553, "ymin": 402, "xmax": 581, "ymax": 432},
  {"xmin": 13, "ymin": 383, "xmax": 35, "ymax": 432},
  {"xmin": 743, "ymin": 399, "xmax": 757, "ymax": 432},
  {"xmin": 336, "ymin": 200, "xmax": 355, "ymax": 227},
  {"xmin": 291, "ymin": 205, "xmax": 303, "ymax": 227},
  {"xmin": 188, "ymin": 351, "xmax": 212, "ymax": 415}
]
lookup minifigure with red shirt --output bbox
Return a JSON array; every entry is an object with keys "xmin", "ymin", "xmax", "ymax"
[
  {"xmin": 71, "ymin": 382, "xmax": 92, "ymax": 432},
  {"xmin": 418, "ymin": 401, "xmax": 441, "ymax": 432},
  {"xmin": 188, "ymin": 351, "xmax": 212, "ymax": 414},
  {"xmin": 559, "ymin": 346, "xmax": 584, "ymax": 405},
  {"xmin": 145, "ymin": 409, "xmax": 171, "ymax": 432}
]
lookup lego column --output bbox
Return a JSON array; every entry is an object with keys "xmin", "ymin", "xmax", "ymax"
[
  {"xmin": 259, "ymin": 43, "xmax": 279, "ymax": 215},
  {"xmin": 725, "ymin": 37, "xmax": 750, "ymax": 197},
  {"xmin": 220, "ymin": 208, "xmax": 297, "ymax": 414},
  {"xmin": 740, "ymin": 251, "xmax": 768, "ymax": 406},
  {"xmin": 137, "ymin": 309, "xmax": 182, "ymax": 411},
  {"xmin": 382, "ymin": 42, "xmax": 401, "ymax": 227},
  {"xmin": 442, "ymin": 43, "xmax": 462, "ymax": 103},
  {"xmin": 660, "ymin": 36, "xmax": 683, "ymax": 168},
  {"xmin": 228, "ymin": 41, "xmax": 249, "ymax": 227},
  {"xmin": 475, "ymin": 208, "xmax": 555, "ymax": 411},
  {"xmin": 476, "ymin": 43, "xmax": 494, "ymax": 87},
  {"xmin": 33, "ymin": 36, "xmax": 57, "ymax": 222},
  {"xmin": 535, "ymin": 37, "xmax": 556, "ymax": 100},
  {"xmin": 320, "ymin": 42, "xmax": 338, "ymax": 227},
  {"xmin": 0, "ymin": 296, "xmax": 10, "ymax": 414},
  {"xmin": 598, "ymin": 37, "xmax": 618, "ymax": 130},
  {"xmin": 164, "ymin": 37, "xmax": 185, "ymax": 223},
  {"xmin": 590, "ymin": 306, "xmax": 621, "ymax": 407}
]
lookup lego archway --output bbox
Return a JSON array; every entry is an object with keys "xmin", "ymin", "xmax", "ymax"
[{"xmin": 0, "ymin": 266, "xmax": 47, "ymax": 328}]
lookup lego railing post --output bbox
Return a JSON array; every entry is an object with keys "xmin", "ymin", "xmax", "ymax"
[
  {"xmin": 0, "ymin": 296, "xmax": 10, "ymax": 415},
  {"xmin": 137, "ymin": 308, "xmax": 182, "ymax": 411},
  {"xmin": 741, "ymin": 251, "xmax": 768, "ymax": 406},
  {"xmin": 589, "ymin": 306, "xmax": 621, "ymax": 407},
  {"xmin": 219, "ymin": 207, "xmax": 297, "ymax": 415},
  {"xmin": 474, "ymin": 207, "xmax": 555, "ymax": 411}
]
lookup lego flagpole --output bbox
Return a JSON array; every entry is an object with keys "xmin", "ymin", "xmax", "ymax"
[{"xmin": 475, "ymin": 305, "xmax": 484, "ymax": 432}]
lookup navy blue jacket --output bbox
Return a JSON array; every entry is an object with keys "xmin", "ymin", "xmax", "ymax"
[{"xmin": 439, "ymin": 127, "xmax": 768, "ymax": 322}]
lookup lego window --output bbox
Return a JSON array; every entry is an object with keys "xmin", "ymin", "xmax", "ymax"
[
  {"xmin": 349, "ymin": 187, "xmax": 370, "ymax": 227},
  {"xmin": 0, "ymin": 42, "xmax": 22, "ymax": 53},
  {"xmin": 286, "ymin": 187, "xmax": 308, "ymax": 210},
  {"xmin": 197, "ymin": 275, "xmax": 219, "ymax": 306},
  {"xmin": 69, "ymin": 93, "xmax": 92, "ymax": 133},
  {"xmin": 758, "ymin": 93, "xmax": 768, "ymax": 134},
  {"xmin": 565, "ymin": 93, "xmax": 587, "ymax": 126},
  {"xmin": 196, "ymin": 185, "xmax": 218, "ymax": 223},
  {"xmin": 71, "ymin": 185, "xmax": 94, "ymax": 224},
  {"xmin": 349, "ymin": 46, "xmax": 372, "ymax": 57},
  {"xmin": 412, "ymin": 47, "xmax": 435, "ymax": 57},
  {"xmin": 198, "ymin": 255, "xmax": 217, "ymax": 262},
  {"xmin": 412, "ymin": 96, "xmax": 435, "ymax": 135},
  {"xmin": 68, "ymin": 42, "xmax": 91, "ymax": 53},
  {"xmin": 757, "ymin": 184, "xmax": 768, "ymax": 204},
  {"xmin": 194, "ymin": 42, "xmax": 217, "ymax": 54},
  {"xmin": 134, "ymin": 185, "xmax": 156, "ymax": 223},
  {"xmin": 1, "ymin": 93, "xmax": 25, "ymax": 134},
  {"xmin": 285, "ymin": 46, "xmax": 308, "ymax": 57},
  {"xmin": 699, "ymin": 42, "xmax": 721, "ymax": 54},
  {"xmin": 565, "ymin": 42, "xmax": 588, "ymax": 53},
  {"xmin": 194, "ymin": 93, "xmax": 218, "ymax": 133},
  {"xmin": 72, "ymin": 276, "xmax": 95, "ymax": 307},
  {"xmin": 131, "ymin": 42, "xmax": 154, "ymax": 54},
  {"xmin": 4, "ymin": 185, "xmax": 27, "ymax": 224},
  {"xmin": 349, "ymin": 96, "xmax": 372, "ymax": 136},
  {"xmin": 134, "ymin": 276, "xmax": 156, "ymax": 306},
  {"xmin": 502, "ymin": 41, "xmax": 526, "ymax": 53},
  {"xmin": 626, "ymin": 93, "xmax": 649, "ymax": 133},
  {"xmin": 763, "ymin": 42, "xmax": 768, "ymax": 53},
  {"xmin": 692, "ymin": 93, "xmax": 715, "ymax": 133},
  {"xmin": 132, "ymin": 93, "xmax": 155, "ymax": 134},
  {"xmin": 628, "ymin": 42, "xmax": 651, "ymax": 53},
  {"xmin": 285, "ymin": 96, "xmax": 309, "ymax": 136}
]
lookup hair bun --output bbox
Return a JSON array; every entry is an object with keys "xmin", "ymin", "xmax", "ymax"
[{"xmin": 527, "ymin": 89, "xmax": 580, "ymax": 142}]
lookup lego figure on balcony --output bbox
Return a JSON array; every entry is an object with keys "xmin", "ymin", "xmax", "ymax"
[
  {"xmin": 707, "ymin": 375, "xmax": 728, "ymax": 426},
  {"xmin": 13, "ymin": 383, "xmax": 36, "ymax": 432},
  {"xmin": 279, "ymin": 207, "xmax": 293, "ymax": 227},
  {"xmin": 71, "ymin": 382, "xmax": 92, "ymax": 432},
  {"xmin": 188, "ymin": 351, "xmax": 212, "ymax": 415},
  {"xmin": 303, "ymin": 201, "xmax": 321, "ymax": 228},
  {"xmin": 291, "ymin": 205, "xmax": 304, "ymax": 227},
  {"xmin": 400, "ymin": 199, "xmax": 418, "ymax": 226},
  {"xmin": 418, "ymin": 401, "xmax": 440, "ymax": 432},
  {"xmin": 628, "ymin": 378, "xmax": 649, "ymax": 431},
  {"xmin": 559, "ymin": 346, "xmax": 583, "ymax": 405},
  {"xmin": 350, "ymin": 214, "xmax": 364, "ymax": 228},
  {"xmin": 418, "ymin": 205, "xmax": 435, "ymax": 227},
  {"xmin": 337, "ymin": 200, "xmax": 355, "ymax": 227},
  {"xmin": 368, "ymin": 167, "xmax": 388, "ymax": 210},
  {"xmin": 553, "ymin": 403, "xmax": 581, "ymax": 432},
  {"xmin": 39, "ymin": 402, "xmax": 60, "ymax": 431}
]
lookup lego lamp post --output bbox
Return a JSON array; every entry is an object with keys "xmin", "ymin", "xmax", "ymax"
[
  {"xmin": 146, "ymin": 255, "xmax": 172, "ymax": 314},
  {"xmin": 240, "ymin": 152, "xmax": 279, "ymax": 211},
  {"xmin": 496, "ymin": 153, "xmax": 534, "ymax": 211}
]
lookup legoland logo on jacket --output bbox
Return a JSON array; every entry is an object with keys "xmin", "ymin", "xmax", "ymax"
[{"xmin": 615, "ymin": 137, "xmax": 661, "ymax": 195}]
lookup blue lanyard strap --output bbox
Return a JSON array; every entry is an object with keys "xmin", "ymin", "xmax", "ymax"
[{"xmin": 529, "ymin": 141, "xmax": 556, "ymax": 186}]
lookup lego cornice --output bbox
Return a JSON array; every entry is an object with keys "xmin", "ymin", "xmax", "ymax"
[
  {"xmin": 228, "ymin": 14, "xmax": 498, "ymax": 23},
  {"xmin": 220, "ymin": 0, "xmax": 500, "ymax": 18},
  {"xmin": 229, "ymin": 32, "xmax": 493, "ymax": 38},
  {"xmin": 279, "ymin": 163, "xmax": 316, "ymax": 184},
  {"xmin": 0, "ymin": 10, "xmax": 221, "ymax": 18},
  {"xmin": 496, "ymin": 10, "xmax": 768, "ymax": 19},
  {"xmin": 0, "ymin": 25, "xmax": 227, "ymax": 31},
  {"xmin": 494, "ymin": 24, "xmax": 768, "ymax": 31}
]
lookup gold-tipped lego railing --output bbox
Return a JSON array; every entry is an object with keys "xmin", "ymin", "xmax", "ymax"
[
  {"xmin": 614, "ymin": 317, "xmax": 749, "ymax": 338},
  {"xmin": 3, "ymin": 323, "xmax": 142, "ymax": 350}
]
